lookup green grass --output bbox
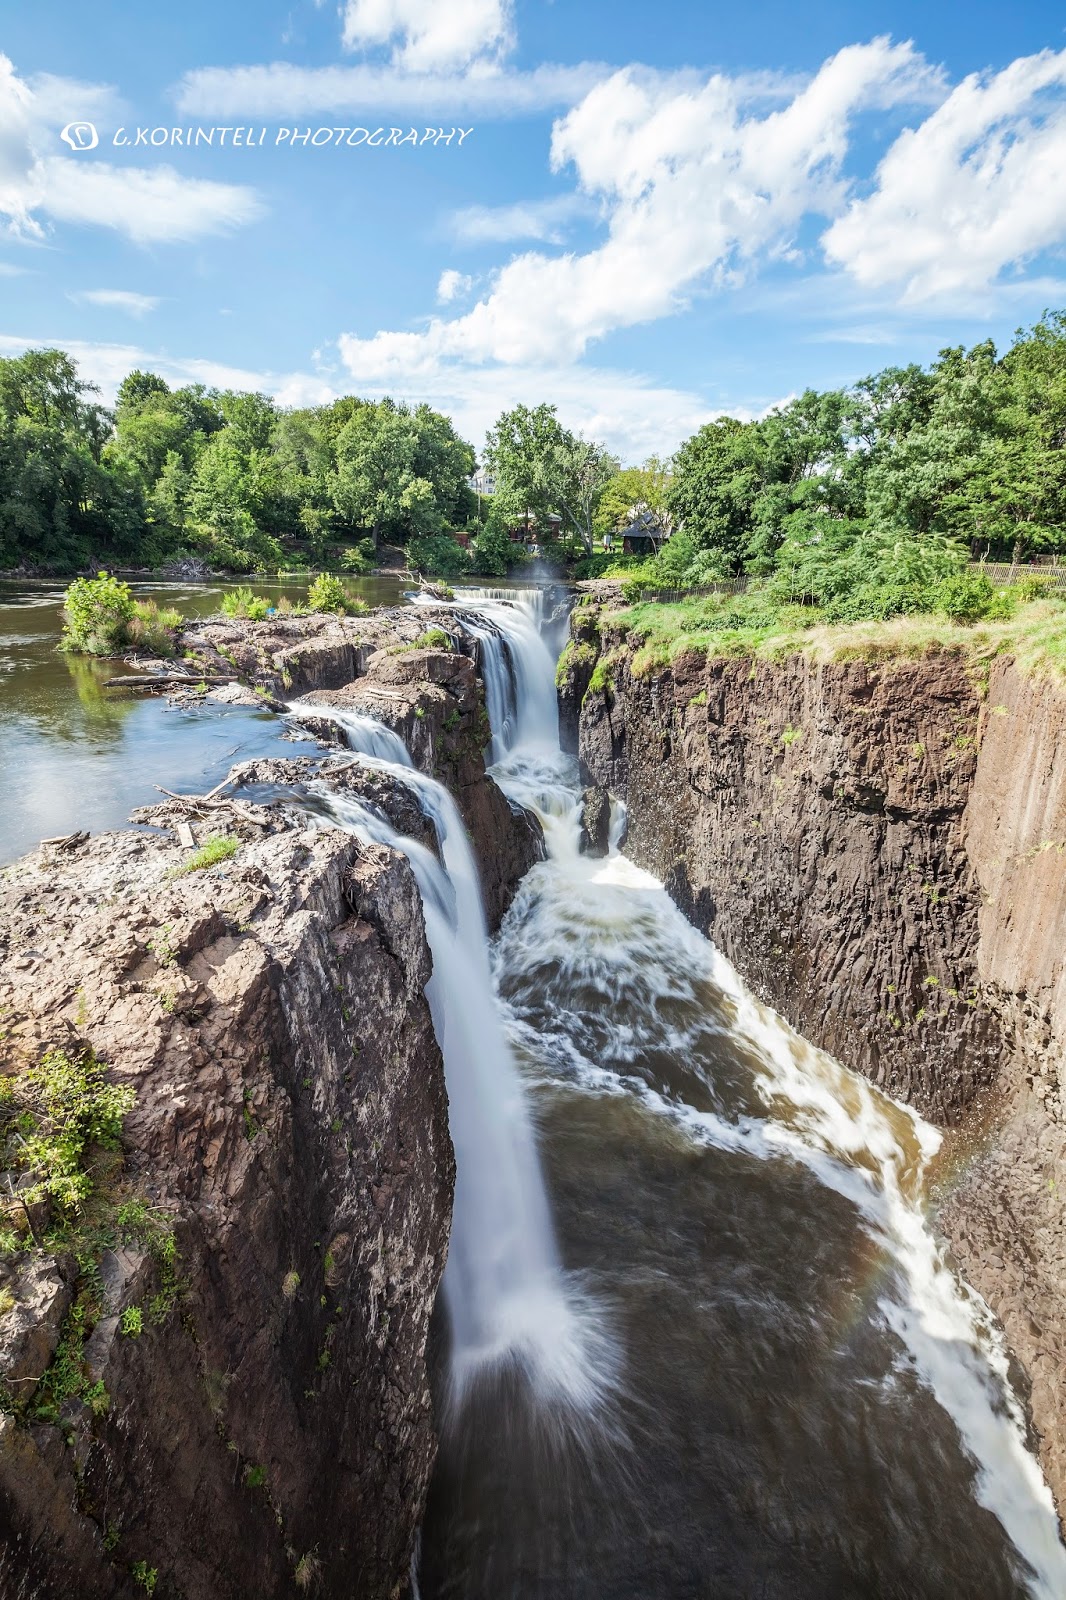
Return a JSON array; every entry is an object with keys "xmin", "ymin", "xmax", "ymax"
[
  {"xmin": 168, "ymin": 834, "xmax": 239, "ymax": 877},
  {"xmin": 411, "ymin": 627, "xmax": 452, "ymax": 651},
  {"xmin": 602, "ymin": 594, "xmax": 1066, "ymax": 683}
]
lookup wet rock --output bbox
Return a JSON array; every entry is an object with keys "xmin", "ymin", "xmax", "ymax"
[
  {"xmin": 579, "ymin": 787, "xmax": 612, "ymax": 857},
  {"xmin": 300, "ymin": 645, "xmax": 542, "ymax": 931}
]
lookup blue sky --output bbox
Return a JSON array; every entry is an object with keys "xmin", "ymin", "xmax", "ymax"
[{"xmin": 3, "ymin": 0, "xmax": 1066, "ymax": 459}]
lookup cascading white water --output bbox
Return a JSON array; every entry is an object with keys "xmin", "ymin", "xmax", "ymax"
[
  {"xmin": 459, "ymin": 586, "xmax": 1066, "ymax": 1600},
  {"xmin": 299, "ymin": 702, "xmax": 610, "ymax": 1412},
  {"xmin": 414, "ymin": 587, "xmax": 560, "ymax": 762}
]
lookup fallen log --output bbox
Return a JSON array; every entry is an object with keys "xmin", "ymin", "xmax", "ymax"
[
  {"xmin": 152, "ymin": 786, "xmax": 272, "ymax": 829},
  {"xmin": 103, "ymin": 674, "xmax": 239, "ymax": 688}
]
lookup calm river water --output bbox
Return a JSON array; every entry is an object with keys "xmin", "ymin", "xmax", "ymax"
[{"xmin": 0, "ymin": 576, "xmax": 406, "ymax": 862}]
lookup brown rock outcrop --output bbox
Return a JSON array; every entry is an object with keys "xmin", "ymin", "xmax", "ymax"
[
  {"xmin": 0, "ymin": 790, "xmax": 454, "ymax": 1599},
  {"xmin": 564, "ymin": 602, "xmax": 1066, "ymax": 1516},
  {"xmin": 298, "ymin": 646, "xmax": 542, "ymax": 932}
]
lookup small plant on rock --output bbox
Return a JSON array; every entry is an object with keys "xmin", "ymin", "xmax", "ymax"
[
  {"xmin": 168, "ymin": 834, "xmax": 239, "ymax": 878},
  {"xmin": 120, "ymin": 1305, "xmax": 143, "ymax": 1338}
]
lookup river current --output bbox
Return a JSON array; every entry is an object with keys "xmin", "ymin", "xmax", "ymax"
[{"xmin": 393, "ymin": 591, "xmax": 1064, "ymax": 1600}]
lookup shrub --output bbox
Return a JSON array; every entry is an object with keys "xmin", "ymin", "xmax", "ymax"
[
  {"xmin": 60, "ymin": 573, "xmax": 135, "ymax": 655},
  {"xmin": 408, "ymin": 533, "xmax": 471, "ymax": 579},
  {"xmin": 0, "ymin": 1047, "xmax": 136, "ymax": 1220},
  {"xmin": 126, "ymin": 600, "xmax": 182, "ymax": 656},
  {"xmin": 934, "ymin": 571, "xmax": 1014, "ymax": 623},
  {"xmin": 221, "ymin": 586, "xmax": 271, "ymax": 621},
  {"xmin": 412, "ymin": 628, "xmax": 451, "ymax": 651},
  {"xmin": 121, "ymin": 1305, "xmax": 143, "ymax": 1338},
  {"xmin": 308, "ymin": 573, "xmax": 356, "ymax": 613}
]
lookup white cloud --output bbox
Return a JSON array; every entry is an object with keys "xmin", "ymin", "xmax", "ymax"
[
  {"xmin": 0, "ymin": 52, "xmax": 264, "ymax": 245},
  {"xmin": 173, "ymin": 60, "xmax": 605, "ymax": 119},
  {"xmin": 0, "ymin": 261, "xmax": 27, "ymax": 276},
  {"xmin": 437, "ymin": 268, "xmax": 473, "ymax": 303},
  {"xmin": 69, "ymin": 289, "xmax": 161, "ymax": 318},
  {"xmin": 341, "ymin": 0, "xmax": 513, "ymax": 71},
  {"xmin": 35, "ymin": 159, "xmax": 264, "ymax": 245},
  {"xmin": 450, "ymin": 193, "xmax": 592, "ymax": 244},
  {"xmin": 337, "ymin": 40, "xmax": 943, "ymax": 375},
  {"xmin": 823, "ymin": 49, "xmax": 1066, "ymax": 302}
]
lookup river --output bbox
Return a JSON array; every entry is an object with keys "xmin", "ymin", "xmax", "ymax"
[
  {"xmin": 0, "ymin": 575, "xmax": 405, "ymax": 862},
  {"xmin": 2, "ymin": 580, "xmax": 1064, "ymax": 1597}
]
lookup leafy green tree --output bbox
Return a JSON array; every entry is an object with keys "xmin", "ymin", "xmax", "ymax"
[
  {"xmin": 595, "ymin": 458, "xmax": 674, "ymax": 547},
  {"xmin": 330, "ymin": 400, "xmax": 474, "ymax": 544},
  {"xmin": 484, "ymin": 403, "xmax": 614, "ymax": 553},
  {"xmin": 667, "ymin": 417, "xmax": 763, "ymax": 570},
  {"xmin": 0, "ymin": 350, "xmax": 143, "ymax": 567}
]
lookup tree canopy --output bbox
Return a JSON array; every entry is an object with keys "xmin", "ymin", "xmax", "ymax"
[
  {"xmin": 0, "ymin": 355, "xmax": 479, "ymax": 573},
  {"xmin": 664, "ymin": 314, "xmax": 1066, "ymax": 574}
]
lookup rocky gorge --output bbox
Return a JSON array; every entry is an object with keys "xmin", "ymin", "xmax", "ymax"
[
  {"xmin": 3, "ymin": 581, "xmax": 1066, "ymax": 1600},
  {"xmin": 559, "ymin": 586, "xmax": 1066, "ymax": 1520}
]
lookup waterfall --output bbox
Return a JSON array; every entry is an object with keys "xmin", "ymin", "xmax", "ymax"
[
  {"xmin": 295, "ymin": 586, "xmax": 1066, "ymax": 1596},
  {"xmin": 415, "ymin": 587, "xmax": 560, "ymax": 761},
  {"xmin": 304, "ymin": 704, "xmax": 609, "ymax": 1413},
  {"xmin": 444, "ymin": 587, "xmax": 1066, "ymax": 1599}
]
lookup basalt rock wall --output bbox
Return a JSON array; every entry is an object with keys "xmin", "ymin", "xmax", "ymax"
[
  {"xmin": 0, "ymin": 786, "xmax": 454, "ymax": 1600},
  {"xmin": 562, "ymin": 599, "xmax": 1066, "ymax": 1514}
]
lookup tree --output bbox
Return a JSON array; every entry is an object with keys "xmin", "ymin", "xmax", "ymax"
[
  {"xmin": 484, "ymin": 402, "xmax": 614, "ymax": 553},
  {"xmin": 595, "ymin": 457, "xmax": 674, "ymax": 548},
  {"xmin": 330, "ymin": 400, "xmax": 474, "ymax": 545},
  {"xmin": 667, "ymin": 417, "xmax": 763, "ymax": 571}
]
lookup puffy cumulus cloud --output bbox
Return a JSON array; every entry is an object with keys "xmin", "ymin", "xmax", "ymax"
[
  {"xmin": 823, "ymin": 49, "xmax": 1066, "ymax": 302},
  {"xmin": 437, "ymin": 268, "xmax": 473, "ymax": 304},
  {"xmin": 340, "ymin": 0, "xmax": 513, "ymax": 71},
  {"xmin": 69, "ymin": 289, "xmax": 160, "ymax": 317},
  {"xmin": 337, "ymin": 39, "xmax": 942, "ymax": 375},
  {"xmin": 0, "ymin": 52, "xmax": 264, "ymax": 245}
]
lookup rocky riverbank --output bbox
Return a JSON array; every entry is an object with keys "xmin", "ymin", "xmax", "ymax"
[{"xmin": 561, "ymin": 590, "xmax": 1066, "ymax": 1519}]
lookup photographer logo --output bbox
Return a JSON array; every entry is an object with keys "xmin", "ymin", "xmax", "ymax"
[{"xmin": 60, "ymin": 122, "xmax": 99, "ymax": 151}]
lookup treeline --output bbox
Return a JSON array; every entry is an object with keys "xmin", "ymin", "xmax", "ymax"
[
  {"xmin": 0, "ymin": 351, "xmax": 478, "ymax": 573},
  {"xmin": 658, "ymin": 312, "xmax": 1066, "ymax": 581},
  {"xmin": 3, "ymin": 314, "xmax": 1066, "ymax": 582}
]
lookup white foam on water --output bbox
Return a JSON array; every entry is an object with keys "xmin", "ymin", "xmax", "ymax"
[
  {"xmin": 474, "ymin": 590, "xmax": 1066, "ymax": 1599},
  {"xmin": 296, "ymin": 702, "xmax": 616, "ymax": 1420}
]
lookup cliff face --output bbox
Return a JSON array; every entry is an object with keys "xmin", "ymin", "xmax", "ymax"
[
  {"xmin": 298, "ymin": 644, "xmax": 543, "ymax": 932},
  {"xmin": 563, "ymin": 602, "xmax": 1066, "ymax": 1514},
  {"xmin": 0, "ymin": 785, "xmax": 454, "ymax": 1599}
]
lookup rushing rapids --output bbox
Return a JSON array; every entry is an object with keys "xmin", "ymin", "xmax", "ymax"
[{"xmin": 307, "ymin": 588, "xmax": 1066, "ymax": 1597}]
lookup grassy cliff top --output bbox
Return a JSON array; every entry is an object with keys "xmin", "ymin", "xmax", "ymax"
[{"xmin": 590, "ymin": 593, "xmax": 1066, "ymax": 683}]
